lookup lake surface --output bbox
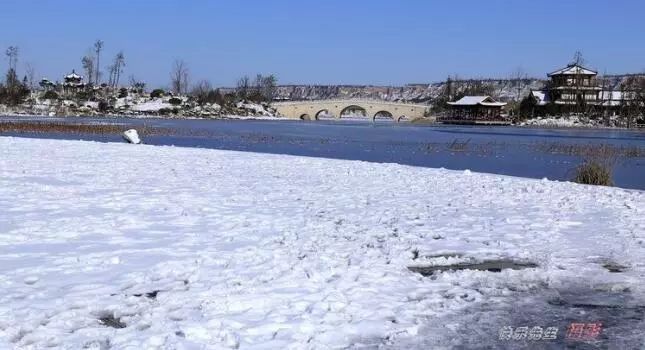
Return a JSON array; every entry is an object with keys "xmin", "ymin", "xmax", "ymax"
[{"xmin": 2, "ymin": 116, "xmax": 644, "ymax": 190}]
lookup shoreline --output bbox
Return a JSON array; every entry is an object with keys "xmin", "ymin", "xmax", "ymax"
[{"xmin": 2, "ymin": 112, "xmax": 644, "ymax": 131}]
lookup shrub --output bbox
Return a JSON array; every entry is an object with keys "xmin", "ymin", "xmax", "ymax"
[
  {"xmin": 76, "ymin": 90, "xmax": 92, "ymax": 101},
  {"xmin": 150, "ymin": 89, "xmax": 165, "ymax": 99},
  {"xmin": 158, "ymin": 108, "xmax": 178, "ymax": 115},
  {"xmin": 43, "ymin": 90, "xmax": 59, "ymax": 100},
  {"xmin": 118, "ymin": 88, "xmax": 128, "ymax": 98},
  {"xmin": 168, "ymin": 97, "xmax": 182, "ymax": 106},
  {"xmin": 573, "ymin": 161, "xmax": 613, "ymax": 186},
  {"xmin": 98, "ymin": 101, "xmax": 109, "ymax": 112}
]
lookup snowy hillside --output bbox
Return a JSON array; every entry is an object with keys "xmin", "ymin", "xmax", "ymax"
[
  {"xmin": 0, "ymin": 137, "xmax": 643, "ymax": 349},
  {"xmin": 268, "ymin": 79, "xmax": 546, "ymax": 103}
]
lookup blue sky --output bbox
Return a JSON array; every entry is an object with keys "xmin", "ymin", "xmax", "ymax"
[{"xmin": 1, "ymin": 0, "xmax": 644, "ymax": 88}]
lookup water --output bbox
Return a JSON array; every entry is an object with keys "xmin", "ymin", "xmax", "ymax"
[{"xmin": 2, "ymin": 116, "xmax": 644, "ymax": 190}]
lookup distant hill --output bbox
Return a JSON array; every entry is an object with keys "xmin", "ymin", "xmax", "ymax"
[
  {"xmin": 268, "ymin": 79, "xmax": 547, "ymax": 104},
  {"xmin": 219, "ymin": 74, "xmax": 644, "ymax": 104}
]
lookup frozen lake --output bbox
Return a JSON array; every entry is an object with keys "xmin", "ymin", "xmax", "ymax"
[{"xmin": 2, "ymin": 116, "xmax": 644, "ymax": 189}]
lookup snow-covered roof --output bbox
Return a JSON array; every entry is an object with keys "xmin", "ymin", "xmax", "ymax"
[
  {"xmin": 64, "ymin": 71, "xmax": 82, "ymax": 80},
  {"xmin": 548, "ymin": 64, "xmax": 597, "ymax": 77},
  {"xmin": 529, "ymin": 90, "xmax": 550, "ymax": 106},
  {"xmin": 447, "ymin": 96, "xmax": 507, "ymax": 107}
]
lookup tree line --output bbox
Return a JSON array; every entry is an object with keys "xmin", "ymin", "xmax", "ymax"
[{"xmin": 1, "ymin": 40, "xmax": 279, "ymax": 109}]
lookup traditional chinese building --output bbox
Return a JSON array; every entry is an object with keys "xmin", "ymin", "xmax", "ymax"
[
  {"xmin": 39, "ymin": 78, "xmax": 56, "ymax": 91},
  {"xmin": 528, "ymin": 63, "xmax": 635, "ymax": 114},
  {"xmin": 546, "ymin": 64, "xmax": 601, "ymax": 107},
  {"xmin": 443, "ymin": 96, "xmax": 508, "ymax": 124},
  {"xmin": 62, "ymin": 70, "xmax": 85, "ymax": 96}
]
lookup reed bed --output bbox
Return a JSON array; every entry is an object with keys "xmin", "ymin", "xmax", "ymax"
[
  {"xmin": 535, "ymin": 142, "xmax": 644, "ymax": 159},
  {"xmin": 0, "ymin": 121, "xmax": 164, "ymax": 136}
]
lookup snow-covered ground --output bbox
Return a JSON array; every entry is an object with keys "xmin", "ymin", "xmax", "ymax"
[
  {"xmin": 0, "ymin": 137, "xmax": 643, "ymax": 349},
  {"xmin": 519, "ymin": 115, "xmax": 629, "ymax": 128}
]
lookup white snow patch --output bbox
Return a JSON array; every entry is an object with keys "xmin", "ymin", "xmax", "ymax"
[
  {"xmin": 130, "ymin": 99, "xmax": 172, "ymax": 112},
  {"xmin": 0, "ymin": 137, "xmax": 643, "ymax": 349}
]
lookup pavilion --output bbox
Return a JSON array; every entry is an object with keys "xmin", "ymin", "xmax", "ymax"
[{"xmin": 445, "ymin": 96, "xmax": 508, "ymax": 123}]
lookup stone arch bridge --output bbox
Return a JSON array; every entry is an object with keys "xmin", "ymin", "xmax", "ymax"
[{"xmin": 273, "ymin": 99, "xmax": 430, "ymax": 122}]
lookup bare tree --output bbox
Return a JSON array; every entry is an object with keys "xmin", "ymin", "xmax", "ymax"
[
  {"xmin": 113, "ymin": 51, "xmax": 125, "ymax": 87},
  {"xmin": 128, "ymin": 75, "xmax": 146, "ymax": 93},
  {"xmin": 621, "ymin": 76, "xmax": 645, "ymax": 127},
  {"xmin": 94, "ymin": 40, "xmax": 104, "ymax": 85},
  {"xmin": 510, "ymin": 67, "xmax": 528, "ymax": 101},
  {"xmin": 5, "ymin": 46, "xmax": 19, "ymax": 88},
  {"xmin": 170, "ymin": 59, "xmax": 190, "ymax": 95},
  {"xmin": 106, "ymin": 51, "xmax": 126, "ymax": 88},
  {"xmin": 24, "ymin": 62, "xmax": 36, "ymax": 90},
  {"xmin": 572, "ymin": 50, "xmax": 585, "ymax": 66},
  {"xmin": 191, "ymin": 80, "xmax": 212, "ymax": 105},
  {"xmin": 260, "ymin": 74, "xmax": 277, "ymax": 101},
  {"xmin": 82, "ymin": 53, "xmax": 95, "ymax": 87},
  {"xmin": 236, "ymin": 75, "xmax": 250, "ymax": 100},
  {"xmin": 5, "ymin": 46, "xmax": 19, "ymax": 72},
  {"xmin": 107, "ymin": 64, "xmax": 116, "ymax": 88},
  {"xmin": 3, "ymin": 46, "xmax": 28, "ymax": 105},
  {"xmin": 570, "ymin": 50, "xmax": 586, "ymax": 114}
]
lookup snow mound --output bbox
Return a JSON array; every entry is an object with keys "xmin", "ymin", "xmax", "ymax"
[{"xmin": 122, "ymin": 129, "xmax": 141, "ymax": 144}]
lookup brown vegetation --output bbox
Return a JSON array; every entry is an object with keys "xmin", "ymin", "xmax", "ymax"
[
  {"xmin": 0, "ymin": 121, "xmax": 166, "ymax": 136},
  {"xmin": 535, "ymin": 142, "xmax": 644, "ymax": 159},
  {"xmin": 574, "ymin": 161, "xmax": 613, "ymax": 186}
]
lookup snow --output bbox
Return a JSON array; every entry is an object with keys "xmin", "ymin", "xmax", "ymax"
[
  {"xmin": 447, "ymin": 96, "xmax": 506, "ymax": 107},
  {"xmin": 122, "ymin": 129, "xmax": 141, "ymax": 144},
  {"xmin": 519, "ymin": 115, "xmax": 626, "ymax": 128},
  {"xmin": 130, "ymin": 99, "xmax": 173, "ymax": 112},
  {"xmin": 0, "ymin": 137, "xmax": 643, "ymax": 349},
  {"xmin": 64, "ymin": 72, "xmax": 83, "ymax": 80},
  {"xmin": 529, "ymin": 90, "xmax": 549, "ymax": 105},
  {"xmin": 236, "ymin": 102, "xmax": 272, "ymax": 116},
  {"xmin": 547, "ymin": 64, "xmax": 597, "ymax": 76}
]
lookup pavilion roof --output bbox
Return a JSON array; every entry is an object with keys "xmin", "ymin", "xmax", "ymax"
[
  {"xmin": 447, "ymin": 96, "xmax": 507, "ymax": 107},
  {"xmin": 548, "ymin": 64, "xmax": 597, "ymax": 77},
  {"xmin": 64, "ymin": 70, "xmax": 82, "ymax": 80}
]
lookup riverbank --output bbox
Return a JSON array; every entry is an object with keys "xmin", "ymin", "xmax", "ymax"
[
  {"xmin": 2, "ymin": 116, "xmax": 644, "ymax": 190},
  {"xmin": 1, "ymin": 137, "xmax": 643, "ymax": 348}
]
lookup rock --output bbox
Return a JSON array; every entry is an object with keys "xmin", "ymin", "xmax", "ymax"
[{"xmin": 122, "ymin": 129, "xmax": 141, "ymax": 144}]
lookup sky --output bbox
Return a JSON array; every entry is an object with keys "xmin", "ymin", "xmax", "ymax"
[{"xmin": 1, "ymin": 0, "xmax": 644, "ymax": 89}]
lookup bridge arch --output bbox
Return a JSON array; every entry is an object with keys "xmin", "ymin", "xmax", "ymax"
[
  {"xmin": 315, "ymin": 109, "xmax": 334, "ymax": 120},
  {"xmin": 373, "ymin": 110, "xmax": 394, "ymax": 122},
  {"xmin": 339, "ymin": 105, "xmax": 367, "ymax": 118},
  {"xmin": 299, "ymin": 114, "xmax": 312, "ymax": 121}
]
